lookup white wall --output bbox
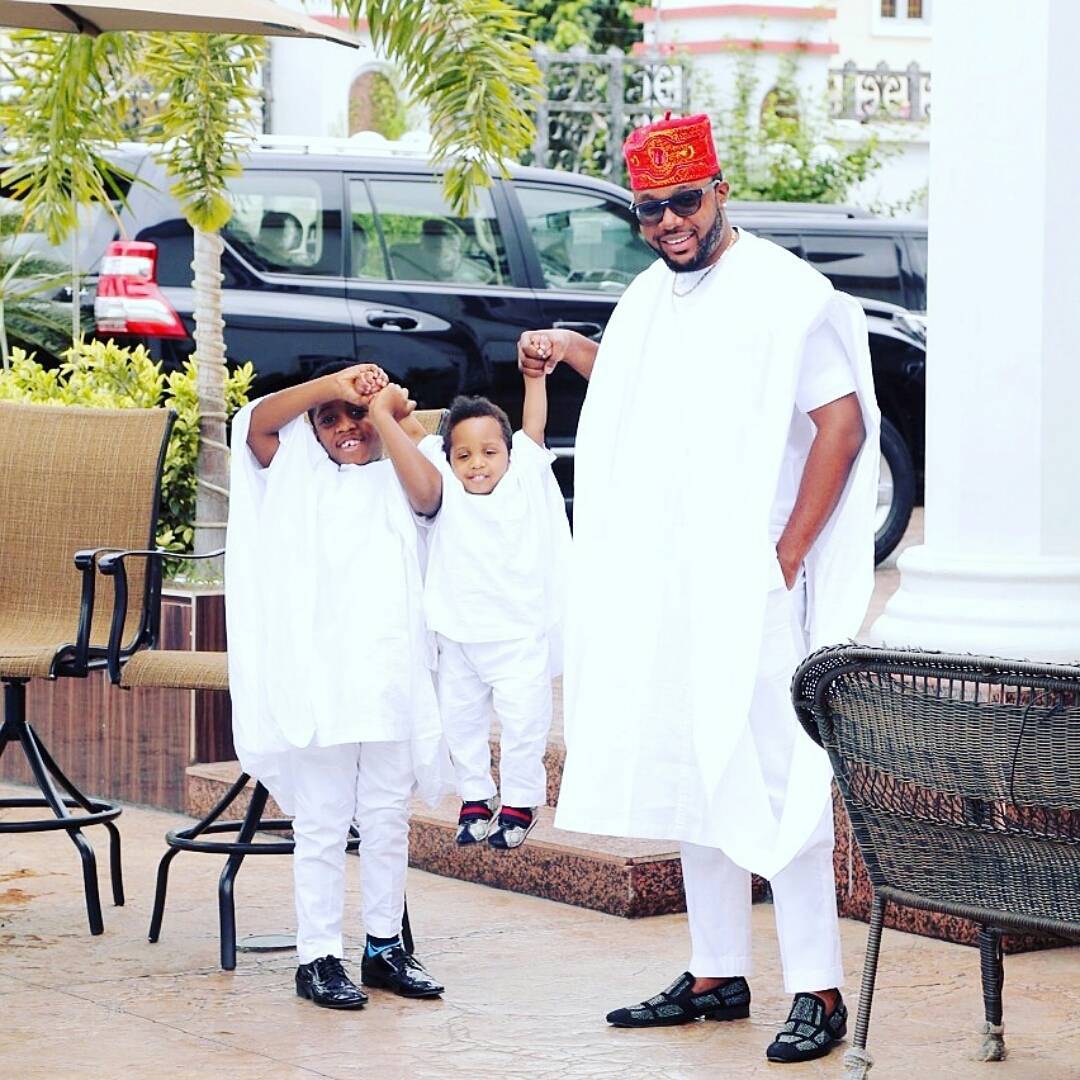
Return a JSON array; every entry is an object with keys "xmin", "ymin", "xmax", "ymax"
[
  {"xmin": 266, "ymin": 35, "xmax": 378, "ymax": 137},
  {"xmin": 831, "ymin": 0, "xmax": 932, "ymax": 69}
]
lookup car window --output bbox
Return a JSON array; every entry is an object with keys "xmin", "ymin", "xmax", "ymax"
[
  {"xmin": 516, "ymin": 185, "xmax": 655, "ymax": 293},
  {"xmin": 755, "ymin": 231, "xmax": 803, "ymax": 258},
  {"xmin": 802, "ymin": 233, "xmax": 903, "ymax": 304},
  {"xmin": 348, "ymin": 180, "xmax": 390, "ymax": 280},
  {"xmin": 360, "ymin": 178, "xmax": 509, "ymax": 286},
  {"xmin": 908, "ymin": 234, "xmax": 928, "ymax": 277},
  {"xmin": 223, "ymin": 172, "xmax": 342, "ymax": 276}
]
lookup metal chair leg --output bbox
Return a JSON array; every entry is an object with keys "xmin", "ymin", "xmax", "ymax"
[
  {"xmin": 843, "ymin": 893, "xmax": 887, "ymax": 1080},
  {"xmin": 148, "ymin": 773, "xmax": 252, "ymax": 946},
  {"xmin": 30, "ymin": 724, "xmax": 125, "ymax": 908},
  {"xmin": 148, "ymin": 846, "xmax": 182, "ymax": 943},
  {"xmin": 218, "ymin": 782, "xmax": 270, "ymax": 971},
  {"xmin": 975, "ymin": 926, "xmax": 1006, "ymax": 1061},
  {"xmin": 16, "ymin": 717, "xmax": 105, "ymax": 935}
]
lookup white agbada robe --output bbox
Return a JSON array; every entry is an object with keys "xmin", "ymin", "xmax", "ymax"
[
  {"xmin": 554, "ymin": 231, "xmax": 879, "ymax": 880},
  {"xmin": 419, "ymin": 430, "xmax": 572, "ymax": 669},
  {"xmin": 225, "ymin": 403, "xmax": 447, "ymax": 816}
]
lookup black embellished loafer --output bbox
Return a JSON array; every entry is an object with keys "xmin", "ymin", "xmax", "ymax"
[
  {"xmin": 360, "ymin": 945, "xmax": 444, "ymax": 999},
  {"xmin": 295, "ymin": 955, "xmax": 367, "ymax": 1009},
  {"xmin": 606, "ymin": 972, "xmax": 751, "ymax": 1027},
  {"xmin": 766, "ymin": 992, "xmax": 847, "ymax": 1063}
]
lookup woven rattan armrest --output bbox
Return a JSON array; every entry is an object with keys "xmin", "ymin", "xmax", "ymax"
[{"xmin": 100, "ymin": 548, "xmax": 225, "ymax": 686}]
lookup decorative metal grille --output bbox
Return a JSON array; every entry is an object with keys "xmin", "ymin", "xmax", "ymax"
[
  {"xmin": 532, "ymin": 45, "xmax": 691, "ymax": 186},
  {"xmin": 829, "ymin": 60, "xmax": 931, "ymax": 123}
]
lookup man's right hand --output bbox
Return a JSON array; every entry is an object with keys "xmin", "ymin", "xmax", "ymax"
[{"xmin": 518, "ymin": 329, "xmax": 573, "ymax": 378}]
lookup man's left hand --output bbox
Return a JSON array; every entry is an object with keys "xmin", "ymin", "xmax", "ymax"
[{"xmin": 776, "ymin": 544, "xmax": 801, "ymax": 590}]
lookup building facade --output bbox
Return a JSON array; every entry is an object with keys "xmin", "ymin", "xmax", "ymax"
[{"xmin": 263, "ymin": 1, "xmax": 929, "ymax": 216}]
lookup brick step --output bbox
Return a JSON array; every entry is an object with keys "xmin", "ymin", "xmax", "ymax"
[{"xmin": 185, "ymin": 762, "xmax": 768, "ymax": 918}]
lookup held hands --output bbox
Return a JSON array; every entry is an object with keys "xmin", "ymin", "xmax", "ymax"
[
  {"xmin": 330, "ymin": 363, "xmax": 388, "ymax": 405},
  {"xmin": 517, "ymin": 328, "xmax": 572, "ymax": 378},
  {"xmin": 369, "ymin": 382, "xmax": 416, "ymax": 422}
]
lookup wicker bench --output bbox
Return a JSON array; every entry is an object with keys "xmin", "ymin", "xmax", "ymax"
[{"xmin": 792, "ymin": 645, "xmax": 1080, "ymax": 1076}]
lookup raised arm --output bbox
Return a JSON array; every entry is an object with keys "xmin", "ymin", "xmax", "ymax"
[
  {"xmin": 522, "ymin": 365, "xmax": 548, "ymax": 446},
  {"xmin": 368, "ymin": 384, "xmax": 443, "ymax": 517},
  {"xmin": 776, "ymin": 393, "xmax": 866, "ymax": 588},
  {"xmin": 247, "ymin": 363, "xmax": 387, "ymax": 468},
  {"xmin": 518, "ymin": 328, "xmax": 598, "ymax": 382}
]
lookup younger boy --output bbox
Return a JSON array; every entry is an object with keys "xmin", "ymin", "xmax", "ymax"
[{"xmin": 420, "ymin": 369, "xmax": 571, "ymax": 848}]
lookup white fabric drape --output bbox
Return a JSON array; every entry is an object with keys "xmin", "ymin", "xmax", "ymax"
[
  {"xmin": 419, "ymin": 431, "xmax": 572, "ymax": 673},
  {"xmin": 225, "ymin": 402, "xmax": 449, "ymax": 814},
  {"xmin": 554, "ymin": 232, "xmax": 879, "ymax": 877}
]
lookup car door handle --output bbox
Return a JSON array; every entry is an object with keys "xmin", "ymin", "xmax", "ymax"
[
  {"xmin": 366, "ymin": 310, "xmax": 419, "ymax": 331},
  {"xmin": 553, "ymin": 320, "xmax": 602, "ymax": 340}
]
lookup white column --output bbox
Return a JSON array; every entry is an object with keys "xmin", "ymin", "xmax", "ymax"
[{"xmin": 871, "ymin": 1, "xmax": 1080, "ymax": 662}]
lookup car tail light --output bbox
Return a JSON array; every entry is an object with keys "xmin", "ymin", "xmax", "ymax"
[{"xmin": 94, "ymin": 240, "xmax": 188, "ymax": 339}]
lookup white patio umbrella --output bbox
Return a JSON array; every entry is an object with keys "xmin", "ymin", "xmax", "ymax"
[{"xmin": 0, "ymin": 0, "xmax": 358, "ymax": 45}]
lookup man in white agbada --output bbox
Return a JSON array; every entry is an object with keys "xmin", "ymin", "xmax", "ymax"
[
  {"xmin": 518, "ymin": 113, "xmax": 879, "ymax": 1065},
  {"xmin": 226, "ymin": 363, "xmax": 449, "ymax": 1010}
]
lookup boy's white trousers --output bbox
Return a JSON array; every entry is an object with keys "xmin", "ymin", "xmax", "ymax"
[
  {"xmin": 436, "ymin": 634, "xmax": 551, "ymax": 808},
  {"xmin": 680, "ymin": 578, "xmax": 844, "ymax": 994},
  {"xmin": 289, "ymin": 740, "xmax": 414, "ymax": 964}
]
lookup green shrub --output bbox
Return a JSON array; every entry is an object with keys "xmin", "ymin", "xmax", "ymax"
[{"xmin": 0, "ymin": 339, "xmax": 253, "ymax": 555}]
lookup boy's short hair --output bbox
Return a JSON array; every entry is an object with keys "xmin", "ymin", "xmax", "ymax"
[{"xmin": 443, "ymin": 395, "xmax": 512, "ymax": 459}]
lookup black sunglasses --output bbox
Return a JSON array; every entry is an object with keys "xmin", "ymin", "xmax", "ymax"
[{"xmin": 629, "ymin": 179, "xmax": 720, "ymax": 225}]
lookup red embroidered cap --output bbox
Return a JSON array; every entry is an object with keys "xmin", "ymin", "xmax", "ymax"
[{"xmin": 623, "ymin": 113, "xmax": 720, "ymax": 192}]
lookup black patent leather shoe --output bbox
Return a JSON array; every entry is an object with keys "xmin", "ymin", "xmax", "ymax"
[
  {"xmin": 295, "ymin": 955, "xmax": 368, "ymax": 1009},
  {"xmin": 606, "ymin": 972, "xmax": 751, "ymax": 1027},
  {"xmin": 360, "ymin": 944, "xmax": 444, "ymax": 998}
]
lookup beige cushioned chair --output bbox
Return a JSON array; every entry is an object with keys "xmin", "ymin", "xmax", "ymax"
[{"xmin": 0, "ymin": 401, "xmax": 174, "ymax": 935}]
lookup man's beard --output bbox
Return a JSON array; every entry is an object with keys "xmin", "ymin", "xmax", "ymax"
[{"xmin": 654, "ymin": 212, "xmax": 725, "ymax": 273}]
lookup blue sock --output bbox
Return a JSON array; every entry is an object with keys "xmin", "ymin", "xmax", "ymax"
[{"xmin": 365, "ymin": 934, "xmax": 401, "ymax": 958}]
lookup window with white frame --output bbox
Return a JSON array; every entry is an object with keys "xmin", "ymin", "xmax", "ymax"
[{"xmin": 874, "ymin": 0, "xmax": 931, "ymax": 34}]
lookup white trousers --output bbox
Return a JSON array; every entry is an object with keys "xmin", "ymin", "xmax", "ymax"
[
  {"xmin": 681, "ymin": 577, "xmax": 843, "ymax": 994},
  {"xmin": 436, "ymin": 634, "xmax": 551, "ymax": 808},
  {"xmin": 288, "ymin": 741, "xmax": 414, "ymax": 964}
]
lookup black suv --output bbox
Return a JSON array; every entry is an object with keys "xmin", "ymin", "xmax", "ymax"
[{"xmin": 36, "ymin": 139, "xmax": 926, "ymax": 561}]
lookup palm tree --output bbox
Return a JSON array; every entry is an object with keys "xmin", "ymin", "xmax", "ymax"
[
  {"xmin": 139, "ymin": 33, "xmax": 265, "ymax": 558},
  {"xmin": 336, "ymin": 1, "xmax": 539, "ymax": 213},
  {"xmin": 0, "ymin": 210, "xmax": 73, "ymax": 369},
  {"xmin": 0, "ymin": 30, "xmax": 134, "ymax": 351},
  {"xmin": 0, "ymin": 4, "xmax": 540, "ymax": 557}
]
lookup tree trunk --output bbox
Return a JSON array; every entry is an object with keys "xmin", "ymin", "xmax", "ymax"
[
  {"xmin": 70, "ymin": 214, "xmax": 80, "ymax": 352},
  {"xmin": 192, "ymin": 226, "xmax": 229, "ymax": 566}
]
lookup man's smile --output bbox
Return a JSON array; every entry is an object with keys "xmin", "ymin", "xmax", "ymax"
[{"xmin": 659, "ymin": 230, "xmax": 696, "ymax": 253}]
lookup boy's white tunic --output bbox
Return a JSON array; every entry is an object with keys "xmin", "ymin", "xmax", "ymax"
[
  {"xmin": 554, "ymin": 231, "xmax": 880, "ymax": 880},
  {"xmin": 419, "ymin": 430, "xmax": 571, "ymax": 666},
  {"xmin": 225, "ymin": 405, "xmax": 445, "ymax": 815}
]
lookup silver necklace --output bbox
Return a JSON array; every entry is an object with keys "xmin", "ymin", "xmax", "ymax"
[{"xmin": 671, "ymin": 229, "xmax": 739, "ymax": 298}]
